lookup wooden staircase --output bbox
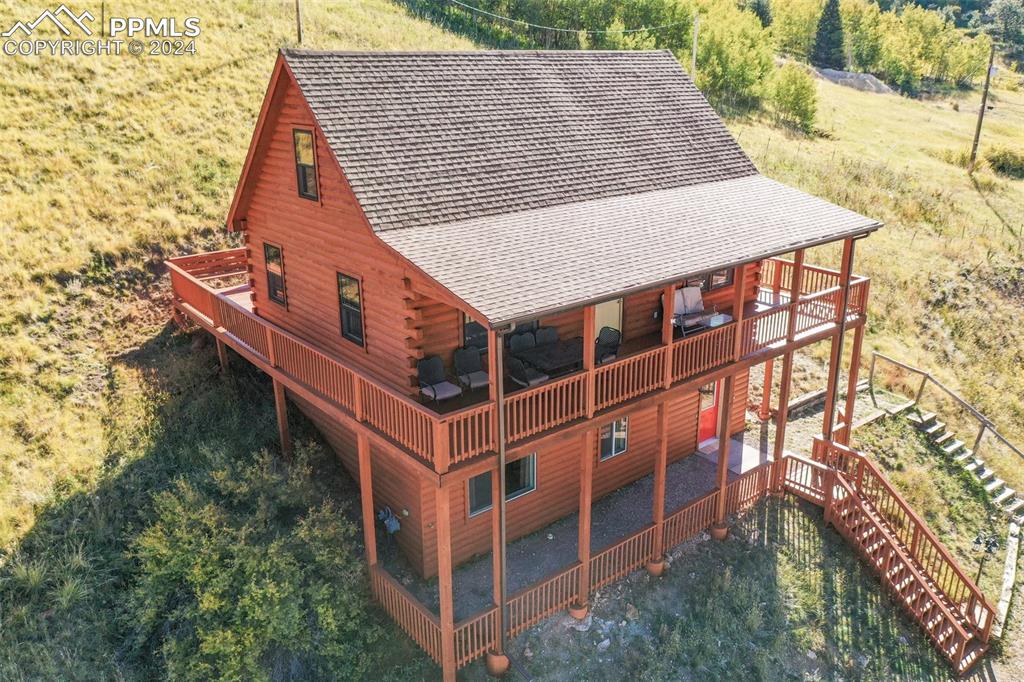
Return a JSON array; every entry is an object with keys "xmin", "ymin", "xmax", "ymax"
[{"xmin": 808, "ymin": 439, "xmax": 995, "ymax": 676}]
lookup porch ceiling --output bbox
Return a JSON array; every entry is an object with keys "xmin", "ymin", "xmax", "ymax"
[{"xmin": 378, "ymin": 174, "xmax": 881, "ymax": 328}]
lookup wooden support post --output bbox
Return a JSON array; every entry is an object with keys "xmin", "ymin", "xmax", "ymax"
[
  {"xmin": 573, "ymin": 429, "xmax": 595, "ymax": 616},
  {"xmin": 485, "ymin": 463, "xmax": 509, "ymax": 675},
  {"xmin": 731, "ymin": 264, "xmax": 748, "ymax": 361},
  {"xmin": 839, "ymin": 324, "xmax": 865, "ymax": 446},
  {"xmin": 357, "ymin": 433, "xmax": 377, "ymax": 567},
  {"xmin": 215, "ymin": 339, "xmax": 229, "ymax": 375},
  {"xmin": 661, "ymin": 285, "xmax": 675, "ymax": 389},
  {"xmin": 487, "ymin": 328, "xmax": 499, "ymax": 451},
  {"xmin": 711, "ymin": 375, "xmax": 735, "ymax": 539},
  {"xmin": 272, "ymin": 378, "xmax": 292, "ymax": 460},
  {"xmin": 758, "ymin": 358, "xmax": 774, "ymax": 421},
  {"xmin": 822, "ymin": 238, "xmax": 855, "ymax": 439},
  {"xmin": 647, "ymin": 402, "xmax": 669, "ymax": 576},
  {"xmin": 583, "ymin": 305, "xmax": 596, "ymax": 419},
  {"xmin": 435, "ymin": 484, "xmax": 457, "ymax": 682}
]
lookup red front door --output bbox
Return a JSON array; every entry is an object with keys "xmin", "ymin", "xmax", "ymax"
[{"xmin": 698, "ymin": 380, "xmax": 720, "ymax": 442}]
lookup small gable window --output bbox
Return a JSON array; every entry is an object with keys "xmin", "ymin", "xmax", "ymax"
[
  {"xmin": 337, "ymin": 273, "xmax": 364, "ymax": 346},
  {"xmin": 264, "ymin": 242, "xmax": 287, "ymax": 306},
  {"xmin": 293, "ymin": 129, "xmax": 318, "ymax": 200}
]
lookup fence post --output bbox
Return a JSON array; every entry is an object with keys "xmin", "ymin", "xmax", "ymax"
[
  {"xmin": 914, "ymin": 374, "xmax": 928, "ymax": 407},
  {"xmin": 973, "ymin": 423, "xmax": 986, "ymax": 458},
  {"xmin": 868, "ymin": 352, "xmax": 877, "ymax": 408},
  {"xmin": 353, "ymin": 374, "xmax": 364, "ymax": 421},
  {"xmin": 433, "ymin": 419, "xmax": 450, "ymax": 475}
]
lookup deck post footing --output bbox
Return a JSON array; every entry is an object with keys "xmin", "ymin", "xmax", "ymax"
[
  {"xmin": 645, "ymin": 558, "xmax": 667, "ymax": 577},
  {"xmin": 485, "ymin": 651, "xmax": 510, "ymax": 677},
  {"xmin": 710, "ymin": 522, "xmax": 729, "ymax": 541},
  {"xmin": 568, "ymin": 601, "xmax": 590, "ymax": 620}
]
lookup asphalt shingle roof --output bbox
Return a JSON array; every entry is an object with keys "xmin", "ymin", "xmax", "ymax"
[
  {"xmin": 378, "ymin": 175, "xmax": 880, "ymax": 326},
  {"xmin": 279, "ymin": 49, "xmax": 881, "ymax": 326}
]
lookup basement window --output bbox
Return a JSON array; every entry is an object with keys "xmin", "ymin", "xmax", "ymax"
[
  {"xmin": 467, "ymin": 453, "xmax": 538, "ymax": 517},
  {"xmin": 263, "ymin": 242, "xmax": 286, "ymax": 306},
  {"xmin": 599, "ymin": 417, "xmax": 629, "ymax": 461},
  {"xmin": 337, "ymin": 273, "xmax": 364, "ymax": 346},
  {"xmin": 293, "ymin": 129, "xmax": 318, "ymax": 200}
]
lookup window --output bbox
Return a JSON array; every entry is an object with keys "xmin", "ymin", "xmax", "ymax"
[
  {"xmin": 463, "ymin": 313, "xmax": 487, "ymax": 350},
  {"xmin": 467, "ymin": 453, "xmax": 538, "ymax": 516},
  {"xmin": 293, "ymin": 129, "xmax": 318, "ymax": 200},
  {"xmin": 264, "ymin": 243, "xmax": 286, "ymax": 306},
  {"xmin": 337, "ymin": 273, "xmax": 364, "ymax": 346},
  {"xmin": 599, "ymin": 417, "xmax": 629, "ymax": 460},
  {"xmin": 685, "ymin": 268, "xmax": 734, "ymax": 293}
]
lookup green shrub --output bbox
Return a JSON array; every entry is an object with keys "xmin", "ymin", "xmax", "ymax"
[
  {"xmin": 129, "ymin": 446, "xmax": 382, "ymax": 681},
  {"xmin": 769, "ymin": 63, "xmax": 818, "ymax": 132},
  {"xmin": 986, "ymin": 147, "xmax": 1024, "ymax": 178}
]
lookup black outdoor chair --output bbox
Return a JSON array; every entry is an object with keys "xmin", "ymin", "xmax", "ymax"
[
  {"xmin": 535, "ymin": 326, "xmax": 558, "ymax": 346},
  {"xmin": 454, "ymin": 346, "xmax": 489, "ymax": 390},
  {"xmin": 507, "ymin": 356, "xmax": 549, "ymax": 388},
  {"xmin": 417, "ymin": 355, "xmax": 463, "ymax": 402},
  {"xmin": 509, "ymin": 331, "xmax": 536, "ymax": 355},
  {"xmin": 595, "ymin": 326, "xmax": 621, "ymax": 364}
]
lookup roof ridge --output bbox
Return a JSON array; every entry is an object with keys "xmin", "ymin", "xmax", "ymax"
[{"xmin": 280, "ymin": 48, "xmax": 675, "ymax": 57}]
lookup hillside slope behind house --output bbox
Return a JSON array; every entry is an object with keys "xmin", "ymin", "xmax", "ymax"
[{"xmin": 0, "ymin": 0, "xmax": 1022, "ymax": 678}]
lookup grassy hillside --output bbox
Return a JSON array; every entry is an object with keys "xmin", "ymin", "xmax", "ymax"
[{"xmin": 0, "ymin": 0, "xmax": 1021, "ymax": 678}]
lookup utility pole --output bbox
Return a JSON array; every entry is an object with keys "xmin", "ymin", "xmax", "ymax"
[
  {"xmin": 691, "ymin": 13, "xmax": 700, "ymax": 78},
  {"xmin": 295, "ymin": 0, "xmax": 303, "ymax": 44},
  {"xmin": 969, "ymin": 43, "xmax": 996, "ymax": 173}
]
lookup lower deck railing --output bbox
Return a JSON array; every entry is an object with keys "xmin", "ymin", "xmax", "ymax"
[{"xmin": 373, "ymin": 461, "xmax": 775, "ymax": 672}]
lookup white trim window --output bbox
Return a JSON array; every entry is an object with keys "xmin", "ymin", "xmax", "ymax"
[
  {"xmin": 467, "ymin": 453, "xmax": 537, "ymax": 516},
  {"xmin": 599, "ymin": 417, "xmax": 629, "ymax": 461}
]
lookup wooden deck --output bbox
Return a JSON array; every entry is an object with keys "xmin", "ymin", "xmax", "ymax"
[{"xmin": 167, "ymin": 250, "xmax": 869, "ymax": 475}]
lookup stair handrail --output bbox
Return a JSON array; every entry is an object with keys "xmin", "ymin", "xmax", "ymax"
[
  {"xmin": 828, "ymin": 472, "xmax": 975, "ymax": 663},
  {"xmin": 814, "ymin": 438, "xmax": 995, "ymax": 640},
  {"xmin": 869, "ymin": 351, "xmax": 1024, "ymax": 463}
]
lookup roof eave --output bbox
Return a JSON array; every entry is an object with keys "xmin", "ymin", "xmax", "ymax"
[{"xmin": 484, "ymin": 222, "xmax": 882, "ymax": 330}]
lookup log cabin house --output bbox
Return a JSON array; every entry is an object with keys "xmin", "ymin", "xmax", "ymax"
[{"xmin": 167, "ymin": 50, "xmax": 995, "ymax": 679}]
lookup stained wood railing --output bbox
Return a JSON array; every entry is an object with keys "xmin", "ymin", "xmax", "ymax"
[
  {"xmin": 454, "ymin": 607, "xmax": 498, "ymax": 668},
  {"xmin": 780, "ymin": 441, "xmax": 993, "ymax": 673},
  {"xmin": 505, "ymin": 563, "xmax": 582, "ymax": 637},
  {"xmin": 169, "ymin": 250, "xmax": 868, "ymax": 473},
  {"xmin": 590, "ymin": 525, "xmax": 657, "ymax": 591},
  {"xmin": 370, "ymin": 566, "xmax": 443, "ymax": 664},
  {"xmin": 810, "ymin": 439, "xmax": 994, "ymax": 641}
]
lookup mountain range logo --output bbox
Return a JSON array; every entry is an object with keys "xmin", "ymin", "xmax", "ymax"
[{"xmin": 2, "ymin": 4, "xmax": 94, "ymax": 38}]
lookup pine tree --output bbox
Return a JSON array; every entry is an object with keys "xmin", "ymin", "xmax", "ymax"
[
  {"xmin": 811, "ymin": 0, "xmax": 845, "ymax": 70},
  {"xmin": 750, "ymin": 0, "xmax": 772, "ymax": 28}
]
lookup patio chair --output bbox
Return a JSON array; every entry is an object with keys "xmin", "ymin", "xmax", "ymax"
[
  {"xmin": 672, "ymin": 286, "xmax": 705, "ymax": 329},
  {"xmin": 535, "ymin": 326, "xmax": 558, "ymax": 346},
  {"xmin": 509, "ymin": 331, "xmax": 536, "ymax": 355},
  {"xmin": 454, "ymin": 346, "xmax": 489, "ymax": 390},
  {"xmin": 507, "ymin": 356, "xmax": 549, "ymax": 388},
  {"xmin": 595, "ymin": 326, "xmax": 621, "ymax": 364},
  {"xmin": 417, "ymin": 355, "xmax": 463, "ymax": 402}
]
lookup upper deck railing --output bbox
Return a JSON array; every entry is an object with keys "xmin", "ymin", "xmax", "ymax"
[{"xmin": 168, "ymin": 251, "xmax": 869, "ymax": 474}]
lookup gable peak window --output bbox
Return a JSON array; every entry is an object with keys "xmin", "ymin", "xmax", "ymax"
[
  {"xmin": 337, "ymin": 273, "xmax": 364, "ymax": 346},
  {"xmin": 293, "ymin": 129, "xmax": 318, "ymax": 200},
  {"xmin": 263, "ymin": 242, "xmax": 286, "ymax": 306}
]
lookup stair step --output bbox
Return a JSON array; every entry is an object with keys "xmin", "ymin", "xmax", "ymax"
[
  {"xmin": 942, "ymin": 439, "xmax": 965, "ymax": 455},
  {"xmin": 964, "ymin": 461, "xmax": 984, "ymax": 474},
  {"xmin": 953, "ymin": 450, "xmax": 974, "ymax": 463},
  {"xmin": 994, "ymin": 488, "xmax": 1016, "ymax": 505},
  {"xmin": 923, "ymin": 422, "xmax": 947, "ymax": 437},
  {"xmin": 978, "ymin": 468, "xmax": 995, "ymax": 483},
  {"xmin": 915, "ymin": 412, "xmax": 938, "ymax": 428},
  {"xmin": 1005, "ymin": 498, "xmax": 1024, "ymax": 515},
  {"xmin": 933, "ymin": 431, "xmax": 955, "ymax": 445},
  {"xmin": 984, "ymin": 479, "xmax": 1005, "ymax": 494}
]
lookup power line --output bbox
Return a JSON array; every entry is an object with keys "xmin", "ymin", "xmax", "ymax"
[{"xmin": 447, "ymin": 0, "xmax": 691, "ymax": 35}]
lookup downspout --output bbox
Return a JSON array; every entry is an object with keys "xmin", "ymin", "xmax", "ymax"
[{"xmin": 496, "ymin": 330, "xmax": 508, "ymax": 654}]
